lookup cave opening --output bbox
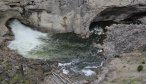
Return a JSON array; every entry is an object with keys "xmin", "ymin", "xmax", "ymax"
[{"xmin": 89, "ymin": 4, "xmax": 146, "ymax": 31}]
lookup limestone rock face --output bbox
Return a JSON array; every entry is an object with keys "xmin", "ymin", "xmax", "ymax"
[
  {"xmin": 0, "ymin": 10, "xmax": 20, "ymax": 37},
  {"xmin": 0, "ymin": 0, "xmax": 146, "ymax": 37}
]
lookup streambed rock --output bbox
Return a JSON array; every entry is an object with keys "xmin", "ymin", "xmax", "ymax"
[{"xmin": 0, "ymin": 0, "xmax": 146, "ymax": 37}]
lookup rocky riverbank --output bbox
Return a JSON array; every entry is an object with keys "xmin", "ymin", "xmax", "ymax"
[
  {"xmin": 1, "ymin": 0, "xmax": 146, "ymax": 84},
  {"xmin": 0, "ymin": 44, "xmax": 55, "ymax": 84}
]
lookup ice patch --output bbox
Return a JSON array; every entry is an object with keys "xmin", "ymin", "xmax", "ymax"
[{"xmin": 8, "ymin": 19, "xmax": 47, "ymax": 57}]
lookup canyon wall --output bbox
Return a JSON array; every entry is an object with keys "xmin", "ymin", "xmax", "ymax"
[
  {"xmin": 0, "ymin": 0, "xmax": 146, "ymax": 38},
  {"xmin": 1, "ymin": 0, "xmax": 146, "ymax": 58}
]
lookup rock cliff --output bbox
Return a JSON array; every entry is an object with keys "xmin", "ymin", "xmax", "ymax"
[{"xmin": 0, "ymin": 0, "xmax": 146, "ymax": 38}]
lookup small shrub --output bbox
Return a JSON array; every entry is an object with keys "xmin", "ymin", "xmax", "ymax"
[
  {"xmin": 142, "ymin": 61, "xmax": 145, "ymax": 64},
  {"xmin": 123, "ymin": 79, "xmax": 135, "ymax": 84},
  {"xmin": 137, "ymin": 65, "xmax": 143, "ymax": 72},
  {"xmin": 114, "ymin": 55, "xmax": 120, "ymax": 58}
]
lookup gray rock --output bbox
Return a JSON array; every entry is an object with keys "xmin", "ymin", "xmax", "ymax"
[
  {"xmin": 0, "ymin": 10, "xmax": 20, "ymax": 37},
  {"xmin": 103, "ymin": 24, "xmax": 146, "ymax": 57},
  {"xmin": 0, "ymin": 0, "xmax": 146, "ymax": 37}
]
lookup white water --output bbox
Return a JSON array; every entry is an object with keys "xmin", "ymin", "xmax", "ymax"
[
  {"xmin": 8, "ymin": 20, "xmax": 47, "ymax": 58},
  {"xmin": 81, "ymin": 69, "xmax": 96, "ymax": 76},
  {"xmin": 7, "ymin": 19, "xmax": 89, "ymax": 59},
  {"xmin": 58, "ymin": 59, "xmax": 100, "ymax": 76},
  {"xmin": 62, "ymin": 69, "xmax": 69, "ymax": 75}
]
